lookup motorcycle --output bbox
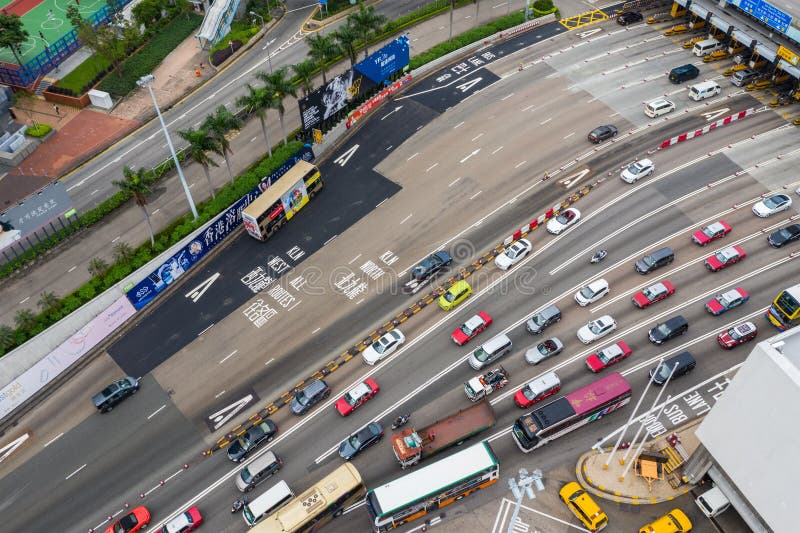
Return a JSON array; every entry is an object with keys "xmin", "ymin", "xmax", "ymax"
[
  {"xmin": 589, "ymin": 250, "xmax": 607, "ymax": 264},
  {"xmin": 231, "ymin": 496, "xmax": 248, "ymax": 513},
  {"xmin": 391, "ymin": 414, "xmax": 410, "ymax": 430}
]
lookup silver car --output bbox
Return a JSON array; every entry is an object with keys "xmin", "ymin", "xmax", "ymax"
[{"xmin": 524, "ymin": 337, "xmax": 564, "ymax": 365}]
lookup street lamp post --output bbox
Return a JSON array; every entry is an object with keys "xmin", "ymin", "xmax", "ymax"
[
  {"xmin": 507, "ymin": 468, "xmax": 544, "ymax": 533},
  {"xmin": 250, "ymin": 11, "xmax": 273, "ymax": 73},
  {"xmin": 137, "ymin": 74, "xmax": 198, "ymax": 220}
]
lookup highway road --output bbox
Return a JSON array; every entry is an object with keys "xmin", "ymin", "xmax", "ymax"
[{"xmin": 1, "ymin": 11, "xmax": 796, "ymax": 533}]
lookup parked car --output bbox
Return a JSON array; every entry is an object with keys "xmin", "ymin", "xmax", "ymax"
[
  {"xmin": 620, "ymin": 159, "xmax": 655, "ymax": 183},
  {"xmin": 451, "ymin": 311, "xmax": 492, "ymax": 345},
  {"xmin": 574, "ymin": 279, "xmax": 610, "ymax": 306},
  {"xmin": 717, "ymin": 321, "xmax": 758, "ymax": 349},
  {"xmin": 752, "ymin": 193, "xmax": 792, "ymax": 217},
  {"xmin": 338, "ymin": 422, "xmax": 384, "ymax": 460},
  {"xmin": 290, "ymin": 380, "xmax": 331, "ymax": 415},
  {"xmin": 495, "ymin": 239, "xmax": 532, "ymax": 270},
  {"xmin": 577, "ymin": 315, "xmax": 617, "ymax": 344},
  {"xmin": 92, "ymin": 376, "xmax": 139, "ymax": 413},
  {"xmin": 155, "ymin": 506, "xmax": 203, "ymax": 533},
  {"xmin": 227, "ymin": 420, "xmax": 278, "ymax": 462},
  {"xmin": 649, "ymin": 316, "xmax": 689, "ymax": 345},
  {"xmin": 649, "ymin": 352, "xmax": 696, "ymax": 385},
  {"xmin": 438, "ymin": 280, "xmax": 472, "ymax": 311},
  {"xmin": 632, "ymin": 280, "xmax": 675, "ymax": 308},
  {"xmin": 514, "ymin": 371, "xmax": 561, "ymax": 408},
  {"xmin": 524, "ymin": 337, "xmax": 564, "ymax": 365},
  {"xmin": 705, "ymin": 288, "xmax": 749, "ymax": 315},
  {"xmin": 617, "ymin": 11, "xmax": 643, "ymax": 25},
  {"xmin": 105, "ymin": 506, "xmax": 151, "ymax": 533},
  {"xmin": 767, "ymin": 224, "xmax": 800, "ymax": 248},
  {"xmin": 692, "ymin": 220, "xmax": 731, "ymax": 245},
  {"xmin": 547, "ymin": 208, "xmax": 581, "ymax": 234},
  {"xmin": 585, "ymin": 341, "xmax": 632, "ymax": 373},
  {"xmin": 588, "ymin": 125, "xmax": 617, "ymax": 143},
  {"xmin": 362, "ymin": 329, "xmax": 405, "ymax": 364},
  {"xmin": 335, "ymin": 379, "xmax": 379, "ymax": 416},
  {"xmin": 411, "ymin": 250, "xmax": 452, "ymax": 282},
  {"xmin": 704, "ymin": 245, "xmax": 745, "ymax": 272}
]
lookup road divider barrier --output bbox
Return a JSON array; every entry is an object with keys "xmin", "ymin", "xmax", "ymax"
[{"xmin": 655, "ymin": 107, "xmax": 758, "ymax": 150}]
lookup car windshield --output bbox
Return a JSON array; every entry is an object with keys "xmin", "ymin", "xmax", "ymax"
[
  {"xmin": 372, "ymin": 338, "xmax": 388, "ymax": 353},
  {"xmin": 597, "ymin": 350, "xmax": 614, "ymax": 364},
  {"xmin": 701, "ymin": 226, "xmax": 716, "ymax": 237},
  {"xmin": 347, "ymin": 435, "xmax": 362, "ymax": 448},
  {"xmin": 642, "ymin": 255, "xmax": 655, "ymax": 267},
  {"xmin": 777, "ymin": 229, "xmax": 791, "ymax": 239},
  {"xmin": 627, "ymin": 164, "xmax": 643, "ymax": 175},
  {"xmin": 763, "ymin": 197, "xmax": 781, "ymax": 209},
  {"xmin": 532, "ymin": 313, "xmax": 546, "ymax": 326},
  {"xmin": 522, "ymin": 385, "xmax": 539, "ymax": 401},
  {"xmin": 460, "ymin": 324, "xmax": 475, "ymax": 336},
  {"xmin": 580, "ymin": 286, "xmax": 595, "ymax": 299},
  {"xmin": 655, "ymin": 364, "xmax": 673, "ymax": 380},
  {"xmin": 589, "ymin": 321, "xmax": 604, "ymax": 334},
  {"xmin": 294, "ymin": 391, "xmax": 308, "ymax": 406},
  {"xmin": 240, "ymin": 466, "xmax": 253, "ymax": 483},
  {"xmin": 729, "ymin": 328, "xmax": 744, "ymax": 340},
  {"xmin": 474, "ymin": 348, "xmax": 490, "ymax": 362},
  {"xmin": 657, "ymin": 324, "xmax": 672, "ymax": 335},
  {"xmin": 714, "ymin": 251, "xmax": 730, "ymax": 263},
  {"xmin": 537, "ymin": 342, "xmax": 552, "ymax": 355},
  {"xmin": 717, "ymin": 294, "xmax": 733, "ymax": 306},
  {"xmin": 344, "ymin": 392, "xmax": 359, "ymax": 405},
  {"xmin": 643, "ymin": 287, "xmax": 660, "ymax": 299},
  {"xmin": 556, "ymin": 213, "xmax": 569, "ymax": 224},
  {"xmin": 444, "ymin": 291, "xmax": 456, "ymax": 302},
  {"xmin": 506, "ymin": 249, "xmax": 518, "ymax": 259}
]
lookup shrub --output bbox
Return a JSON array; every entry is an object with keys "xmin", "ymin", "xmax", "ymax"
[
  {"xmin": 533, "ymin": 0, "xmax": 554, "ymax": 10},
  {"xmin": 26, "ymin": 123, "xmax": 52, "ymax": 137}
]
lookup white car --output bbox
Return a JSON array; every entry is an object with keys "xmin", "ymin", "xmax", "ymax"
[
  {"xmin": 574, "ymin": 279, "xmax": 610, "ymax": 306},
  {"xmin": 620, "ymin": 159, "xmax": 654, "ymax": 183},
  {"xmin": 546, "ymin": 208, "xmax": 581, "ymax": 235},
  {"xmin": 494, "ymin": 239, "xmax": 532, "ymax": 270},
  {"xmin": 752, "ymin": 194, "xmax": 792, "ymax": 217},
  {"xmin": 362, "ymin": 329, "xmax": 405, "ymax": 365},
  {"xmin": 577, "ymin": 315, "xmax": 617, "ymax": 344}
]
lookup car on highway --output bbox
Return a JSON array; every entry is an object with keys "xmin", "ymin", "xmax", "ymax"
[
  {"xmin": 705, "ymin": 288, "xmax": 749, "ymax": 315},
  {"xmin": 649, "ymin": 315, "xmax": 689, "ymax": 345},
  {"xmin": 494, "ymin": 238, "xmax": 532, "ymax": 270},
  {"xmin": 717, "ymin": 321, "xmax": 758, "ymax": 349},
  {"xmin": 620, "ymin": 159, "xmax": 655, "ymax": 183},
  {"xmin": 92, "ymin": 376, "xmax": 139, "ymax": 413},
  {"xmin": 451, "ymin": 311, "xmax": 492, "ymax": 345},
  {"xmin": 635, "ymin": 247, "xmax": 674, "ymax": 275},
  {"xmin": 704, "ymin": 245, "xmax": 746, "ymax": 272},
  {"xmin": 438, "ymin": 279, "xmax": 472, "ymax": 310},
  {"xmin": 752, "ymin": 193, "xmax": 792, "ymax": 217},
  {"xmin": 411, "ymin": 250, "xmax": 452, "ymax": 282},
  {"xmin": 577, "ymin": 315, "xmax": 617, "ymax": 344},
  {"xmin": 587, "ymin": 125, "xmax": 617, "ymax": 143},
  {"xmin": 524, "ymin": 337, "xmax": 564, "ymax": 365},
  {"xmin": 767, "ymin": 223, "xmax": 800, "ymax": 248},
  {"xmin": 585, "ymin": 341, "xmax": 632, "ymax": 373},
  {"xmin": 547, "ymin": 207, "xmax": 581, "ymax": 234},
  {"xmin": 691, "ymin": 220, "xmax": 731, "ymax": 245},
  {"xmin": 290, "ymin": 379, "xmax": 331, "ymax": 415},
  {"xmin": 154, "ymin": 506, "xmax": 203, "ymax": 533},
  {"xmin": 338, "ymin": 422, "xmax": 384, "ymax": 460},
  {"xmin": 617, "ymin": 11, "xmax": 643, "ymax": 25},
  {"xmin": 362, "ymin": 329, "xmax": 406, "ymax": 364},
  {"xmin": 227, "ymin": 420, "xmax": 278, "ymax": 462},
  {"xmin": 649, "ymin": 352, "xmax": 696, "ymax": 386},
  {"xmin": 105, "ymin": 506, "xmax": 151, "ymax": 533},
  {"xmin": 574, "ymin": 278, "xmax": 609, "ymax": 306},
  {"xmin": 335, "ymin": 378, "xmax": 379, "ymax": 416},
  {"xmin": 514, "ymin": 371, "xmax": 561, "ymax": 408},
  {"xmin": 632, "ymin": 280, "xmax": 675, "ymax": 308},
  {"xmin": 644, "ymin": 98, "xmax": 675, "ymax": 118},
  {"xmin": 525, "ymin": 305, "xmax": 562, "ymax": 334}
]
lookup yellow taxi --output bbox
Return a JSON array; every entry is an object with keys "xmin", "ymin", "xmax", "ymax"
[
  {"xmin": 438, "ymin": 280, "xmax": 472, "ymax": 311},
  {"xmin": 639, "ymin": 508, "xmax": 692, "ymax": 533},
  {"xmin": 559, "ymin": 482, "xmax": 608, "ymax": 531}
]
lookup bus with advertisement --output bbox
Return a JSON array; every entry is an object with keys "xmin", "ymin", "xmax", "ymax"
[
  {"xmin": 365, "ymin": 441, "xmax": 498, "ymax": 532},
  {"xmin": 511, "ymin": 372, "xmax": 632, "ymax": 453},
  {"xmin": 765, "ymin": 283, "xmax": 800, "ymax": 331},
  {"xmin": 250, "ymin": 462, "xmax": 364, "ymax": 533},
  {"xmin": 241, "ymin": 160, "xmax": 322, "ymax": 241}
]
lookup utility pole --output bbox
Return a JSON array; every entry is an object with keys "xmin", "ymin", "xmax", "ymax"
[{"xmin": 507, "ymin": 467, "xmax": 544, "ymax": 533}]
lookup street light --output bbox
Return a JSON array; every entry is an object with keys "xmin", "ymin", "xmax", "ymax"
[
  {"xmin": 507, "ymin": 467, "xmax": 544, "ymax": 533},
  {"xmin": 136, "ymin": 74, "xmax": 198, "ymax": 220},
  {"xmin": 250, "ymin": 11, "xmax": 273, "ymax": 72}
]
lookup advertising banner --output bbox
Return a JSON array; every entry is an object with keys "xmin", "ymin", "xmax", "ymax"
[
  {"xmin": 0, "ymin": 180, "xmax": 74, "ymax": 253},
  {"xmin": 126, "ymin": 144, "xmax": 315, "ymax": 309},
  {"xmin": 299, "ymin": 69, "xmax": 376, "ymax": 131},
  {"xmin": 354, "ymin": 35, "xmax": 410, "ymax": 83},
  {"xmin": 280, "ymin": 178, "xmax": 309, "ymax": 221},
  {"xmin": 347, "ymin": 74, "xmax": 412, "ymax": 129}
]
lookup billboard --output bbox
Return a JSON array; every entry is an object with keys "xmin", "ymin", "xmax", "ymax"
[
  {"xmin": 730, "ymin": 0, "xmax": 793, "ymax": 32},
  {"xmin": 126, "ymin": 144, "xmax": 315, "ymax": 309},
  {"xmin": 354, "ymin": 36, "xmax": 410, "ymax": 83},
  {"xmin": 0, "ymin": 180, "xmax": 74, "ymax": 252},
  {"xmin": 299, "ymin": 69, "xmax": 376, "ymax": 131}
]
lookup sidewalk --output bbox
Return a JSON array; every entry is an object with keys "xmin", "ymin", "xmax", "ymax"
[{"xmin": 576, "ymin": 417, "xmax": 704, "ymax": 504}]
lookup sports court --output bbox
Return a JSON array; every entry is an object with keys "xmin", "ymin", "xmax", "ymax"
[{"xmin": 0, "ymin": 0, "xmax": 107, "ymax": 64}]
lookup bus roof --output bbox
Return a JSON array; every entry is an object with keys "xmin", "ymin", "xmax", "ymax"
[
  {"xmin": 368, "ymin": 442, "xmax": 497, "ymax": 516},
  {"xmin": 242, "ymin": 160, "xmax": 317, "ymax": 218},
  {"xmin": 565, "ymin": 372, "xmax": 631, "ymax": 415}
]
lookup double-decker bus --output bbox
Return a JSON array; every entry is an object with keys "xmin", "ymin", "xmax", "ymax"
[
  {"xmin": 765, "ymin": 284, "xmax": 800, "ymax": 330},
  {"xmin": 512, "ymin": 372, "xmax": 632, "ymax": 453},
  {"xmin": 242, "ymin": 160, "xmax": 322, "ymax": 241},
  {"xmin": 365, "ymin": 441, "xmax": 498, "ymax": 532},
  {"xmin": 251, "ymin": 463, "xmax": 364, "ymax": 533}
]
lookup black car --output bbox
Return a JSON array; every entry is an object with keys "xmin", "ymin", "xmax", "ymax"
[
  {"xmin": 649, "ymin": 351, "xmax": 696, "ymax": 385},
  {"xmin": 588, "ymin": 125, "xmax": 618, "ymax": 143},
  {"xmin": 617, "ymin": 11, "xmax": 643, "ymax": 25},
  {"xmin": 767, "ymin": 224, "xmax": 800, "ymax": 248},
  {"xmin": 92, "ymin": 376, "xmax": 139, "ymax": 413},
  {"xmin": 411, "ymin": 250, "xmax": 452, "ymax": 282},
  {"xmin": 338, "ymin": 422, "xmax": 384, "ymax": 460},
  {"xmin": 227, "ymin": 420, "xmax": 278, "ymax": 462},
  {"xmin": 648, "ymin": 315, "xmax": 689, "ymax": 345}
]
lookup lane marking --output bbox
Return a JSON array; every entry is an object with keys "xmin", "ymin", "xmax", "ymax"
[
  {"xmin": 19, "ymin": 297, "xmax": 29, "ymax": 304},
  {"xmin": 197, "ymin": 323, "xmax": 215, "ymax": 336},
  {"xmin": 265, "ymin": 358, "xmax": 275, "ymax": 366},
  {"xmin": 214, "ymin": 390, "xmax": 226, "ymax": 398},
  {"xmin": 67, "ymin": 265, "xmax": 77, "ymax": 273},
  {"xmin": 563, "ymin": 132, "xmax": 575, "ymax": 139},
  {"xmin": 540, "ymin": 117, "xmax": 552, "ymax": 125},
  {"xmin": 147, "ymin": 405, "xmax": 167, "ymax": 420},
  {"xmin": 470, "ymin": 190, "xmax": 483, "ymax": 200},
  {"xmin": 449, "ymin": 177, "xmax": 461, "ymax": 187},
  {"xmin": 348, "ymin": 253, "xmax": 361, "ymax": 264},
  {"xmin": 219, "ymin": 350, "xmax": 238, "ymax": 364},
  {"xmin": 501, "ymin": 93, "xmax": 514, "ymax": 101},
  {"xmin": 43, "ymin": 433, "xmax": 64, "ymax": 448},
  {"xmin": 375, "ymin": 198, "xmax": 389, "ymax": 208},
  {"xmin": 400, "ymin": 213, "xmax": 413, "ymax": 224},
  {"xmin": 454, "ymin": 121, "xmax": 464, "ymax": 129},
  {"xmin": 407, "ymin": 152, "xmax": 419, "ymax": 161},
  {"xmin": 324, "ymin": 235, "xmax": 338, "ymax": 246},
  {"xmin": 492, "ymin": 146, "xmax": 504, "ymax": 154},
  {"xmin": 65, "ymin": 464, "xmax": 87, "ymax": 480},
  {"xmin": 472, "ymin": 133, "xmax": 484, "ymax": 141},
  {"xmin": 514, "ymin": 161, "xmax": 527, "ymax": 168},
  {"xmin": 426, "ymin": 163, "xmax": 439, "ymax": 172}
]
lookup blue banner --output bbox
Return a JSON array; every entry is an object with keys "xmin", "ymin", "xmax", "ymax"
[
  {"xmin": 126, "ymin": 145, "xmax": 315, "ymax": 310},
  {"xmin": 354, "ymin": 35, "xmax": 410, "ymax": 83},
  {"xmin": 733, "ymin": 0, "xmax": 792, "ymax": 33}
]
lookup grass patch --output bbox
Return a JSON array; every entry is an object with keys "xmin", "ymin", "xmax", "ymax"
[
  {"xmin": 25, "ymin": 123, "xmax": 52, "ymax": 137},
  {"xmin": 210, "ymin": 20, "xmax": 261, "ymax": 52},
  {"xmin": 57, "ymin": 55, "xmax": 112, "ymax": 94}
]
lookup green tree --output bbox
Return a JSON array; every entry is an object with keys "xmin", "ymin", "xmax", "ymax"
[
  {"xmin": 88, "ymin": 257, "xmax": 110, "ymax": 277},
  {"xmin": 132, "ymin": 0, "xmax": 162, "ymax": 26},
  {"xmin": 291, "ymin": 60, "xmax": 316, "ymax": 97},
  {"xmin": 331, "ymin": 22, "xmax": 359, "ymax": 68},
  {"xmin": 0, "ymin": 324, "xmax": 15, "ymax": 352},
  {"xmin": 179, "ymin": 128, "xmax": 221, "ymax": 198},
  {"xmin": 347, "ymin": 4, "xmax": 386, "ymax": 58},
  {"xmin": 37, "ymin": 291, "xmax": 61, "ymax": 313},
  {"xmin": 113, "ymin": 166, "xmax": 157, "ymax": 249},
  {"xmin": 14, "ymin": 309, "xmax": 38, "ymax": 331},
  {"xmin": 305, "ymin": 33, "xmax": 338, "ymax": 84},
  {"xmin": 256, "ymin": 67, "xmax": 297, "ymax": 146},
  {"xmin": 112, "ymin": 241, "xmax": 135, "ymax": 263},
  {"xmin": 236, "ymin": 84, "xmax": 277, "ymax": 157},
  {"xmin": 202, "ymin": 105, "xmax": 242, "ymax": 183},
  {"xmin": 0, "ymin": 14, "xmax": 29, "ymax": 66}
]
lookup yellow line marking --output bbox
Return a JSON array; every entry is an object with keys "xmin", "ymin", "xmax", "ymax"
[{"xmin": 560, "ymin": 9, "xmax": 609, "ymax": 30}]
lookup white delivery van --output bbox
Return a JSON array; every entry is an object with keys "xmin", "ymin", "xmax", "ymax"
[
  {"xmin": 688, "ymin": 80, "xmax": 721, "ymax": 101},
  {"xmin": 242, "ymin": 480, "xmax": 295, "ymax": 527},
  {"xmin": 694, "ymin": 485, "xmax": 731, "ymax": 518},
  {"xmin": 693, "ymin": 38, "xmax": 724, "ymax": 56}
]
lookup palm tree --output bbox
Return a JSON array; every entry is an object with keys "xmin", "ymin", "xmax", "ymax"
[
  {"xmin": 88, "ymin": 257, "xmax": 110, "ymax": 277},
  {"xmin": 348, "ymin": 4, "xmax": 387, "ymax": 58},
  {"xmin": 113, "ymin": 166, "xmax": 157, "ymax": 249},
  {"xmin": 112, "ymin": 241, "xmax": 135, "ymax": 264},
  {"xmin": 178, "ymin": 128, "xmax": 221, "ymax": 198},
  {"xmin": 236, "ymin": 84, "xmax": 278, "ymax": 157},
  {"xmin": 291, "ymin": 60, "xmax": 317, "ymax": 97},
  {"xmin": 331, "ymin": 21, "xmax": 359, "ymax": 68},
  {"xmin": 0, "ymin": 324, "xmax": 15, "ymax": 352},
  {"xmin": 14, "ymin": 309, "xmax": 38, "ymax": 331},
  {"xmin": 305, "ymin": 33, "xmax": 339, "ymax": 84},
  {"xmin": 37, "ymin": 291, "xmax": 60, "ymax": 313},
  {"xmin": 256, "ymin": 67, "xmax": 297, "ymax": 146},
  {"xmin": 203, "ymin": 105, "xmax": 242, "ymax": 183}
]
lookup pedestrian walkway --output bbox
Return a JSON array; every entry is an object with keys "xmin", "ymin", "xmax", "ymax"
[{"xmin": 576, "ymin": 417, "xmax": 704, "ymax": 504}]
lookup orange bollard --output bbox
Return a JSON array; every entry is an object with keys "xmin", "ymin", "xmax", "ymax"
[{"xmin": 195, "ymin": 69, "xmax": 201, "ymax": 77}]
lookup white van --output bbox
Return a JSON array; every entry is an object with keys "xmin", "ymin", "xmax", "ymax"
[
  {"xmin": 468, "ymin": 334, "xmax": 513, "ymax": 370},
  {"xmin": 688, "ymin": 80, "xmax": 721, "ymax": 101},
  {"xmin": 694, "ymin": 485, "xmax": 731, "ymax": 518},
  {"xmin": 644, "ymin": 98, "xmax": 675, "ymax": 118},
  {"xmin": 243, "ymin": 480, "xmax": 295, "ymax": 527},
  {"xmin": 693, "ymin": 38, "xmax": 724, "ymax": 56}
]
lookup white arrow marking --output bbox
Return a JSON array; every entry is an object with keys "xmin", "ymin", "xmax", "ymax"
[
  {"xmin": 701, "ymin": 108, "xmax": 730, "ymax": 121},
  {"xmin": 456, "ymin": 77, "xmax": 483, "ymax": 93},
  {"xmin": 460, "ymin": 149, "xmax": 481, "ymax": 163},
  {"xmin": 381, "ymin": 106, "xmax": 403, "ymax": 120},
  {"xmin": 560, "ymin": 168, "xmax": 591, "ymax": 188},
  {"xmin": 185, "ymin": 272, "xmax": 220, "ymax": 303},
  {"xmin": 334, "ymin": 144, "xmax": 359, "ymax": 166},
  {"xmin": 209, "ymin": 394, "xmax": 254, "ymax": 431},
  {"xmin": 579, "ymin": 28, "xmax": 603, "ymax": 38},
  {"xmin": 0, "ymin": 433, "xmax": 30, "ymax": 463}
]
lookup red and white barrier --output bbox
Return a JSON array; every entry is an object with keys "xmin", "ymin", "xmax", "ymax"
[
  {"xmin": 346, "ymin": 75, "xmax": 412, "ymax": 129},
  {"xmin": 658, "ymin": 108, "xmax": 754, "ymax": 149}
]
